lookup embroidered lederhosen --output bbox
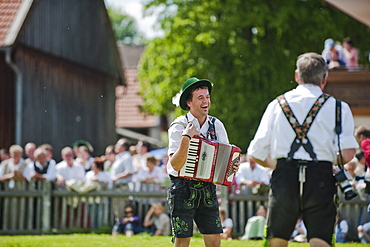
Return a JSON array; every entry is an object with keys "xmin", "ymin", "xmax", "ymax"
[
  {"xmin": 168, "ymin": 115, "xmax": 222, "ymax": 239},
  {"xmin": 277, "ymin": 93, "xmax": 331, "ymax": 209}
]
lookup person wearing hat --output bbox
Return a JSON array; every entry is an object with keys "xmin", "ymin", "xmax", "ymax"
[
  {"xmin": 321, "ymin": 38, "xmax": 347, "ymax": 67},
  {"xmin": 167, "ymin": 77, "xmax": 239, "ymax": 247}
]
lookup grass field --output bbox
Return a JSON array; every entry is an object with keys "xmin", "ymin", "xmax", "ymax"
[{"xmin": 1, "ymin": 234, "xmax": 370, "ymax": 247}]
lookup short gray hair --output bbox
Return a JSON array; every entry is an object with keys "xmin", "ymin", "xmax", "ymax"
[{"xmin": 296, "ymin": 53, "xmax": 328, "ymax": 86}]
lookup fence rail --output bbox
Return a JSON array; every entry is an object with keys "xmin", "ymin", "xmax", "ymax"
[{"xmin": 0, "ymin": 180, "xmax": 368, "ymax": 240}]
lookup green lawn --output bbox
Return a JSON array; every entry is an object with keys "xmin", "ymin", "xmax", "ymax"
[{"xmin": 0, "ymin": 234, "xmax": 369, "ymax": 247}]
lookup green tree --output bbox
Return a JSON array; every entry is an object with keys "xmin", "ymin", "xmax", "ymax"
[
  {"xmin": 107, "ymin": 7, "xmax": 146, "ymax": 45},
  {"xmin": 138, "ymin": 0, "xmax": 370, "ymax": 151}
]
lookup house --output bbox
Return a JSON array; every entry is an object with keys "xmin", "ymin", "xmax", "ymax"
[
  {"xmin": 0, "ymin": 0, "xmax": 124, "ymax": 161},
  {"xmin": 116, "ymin": 44, "xmax": 164, "ymax": 148}
]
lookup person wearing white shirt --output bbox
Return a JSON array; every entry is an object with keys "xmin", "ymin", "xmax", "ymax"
[
  {"xmin": 110, "ymin": 138, "xmax": 134, "ymax": 186},
  {"xmin": 30, "ymin": 147, "xmax": 56, "ymax": 181},
  {"xmin": 85, "ymin": 157, "xmax": 111, "ymax": 185},
  {"xmin": 248, "ymin": 53, "xmax": 358, "ymax": 247},
  {"xmin": 235, "ymin": 155, "xmax": 270, "ymax": 195},
  {"xmin": 167, "ymin": 77, "xmax": 239, "ymax": 247},
  {"xmin": 132, "ymin": 155, "xmax": 166, "ymax": 192},
  {"xmin": 0, "ymin": 144, "xmax": 32, "ymax": 183},
  {"xmin": 56, "ymin": 147, "xmax": 85, "ymax": 185}
]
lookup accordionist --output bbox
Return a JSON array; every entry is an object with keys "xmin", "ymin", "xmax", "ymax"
[{"xmin": 166, "ymin": 77, "xmax": 239, "ymax": 246}]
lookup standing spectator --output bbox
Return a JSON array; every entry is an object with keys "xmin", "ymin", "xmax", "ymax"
[
  {"xmin": 240, "ymin": 204, "xmax": 267, "ymax": 241},
  {"xmin": 132, "ymin": 140, "xmax": 151, "ymax": 172},
  {"xmin": 235, "ymin": 154, "xmax": 270, "ymax": 195},
  {"xmin": 0, "ymin": 148, "xmax": 10, "ymax": 162},
  {"xmin": 24, "ymin": 142, "xmax": 36, "ymax": 165},
  {"xmin": 85, "ymin": 157, "xmax": 111, "ymax": 186},
  {"xmin": 110, "ymin": 138, "xmax": 134, "ymax": 218},
  {"xmin": 38, "ymin": 143, "xmax": 57, "ymax": 173},
  {"xmin": 219, "ymin": 207, "xmax": 233, "ymax": 240},
  {"xmin": 30, "ymin": 147, "xmax": 57, "ymax": 181},
  {"xmin": 248, "ymin": 53, "xmax": 358, "ymax": 247},
  {"xmin": 143, "ymin": 202, "xmax": 171, "ymax": 236},
  {"xmin": 76, "ymin": 145, "xmax": 94, "ymax": 172},
  {"xmin": 103, "ymin": 145, "xmax": 116, "ymax": 172},
  {"xmin": 355, "ymin": 126, "xmax": 370, "ymax": 169},
  {"xmin": 133, "ymin": 155, "xmax": 166, "ymax": 191},
  {"xmin": 110, "ymin": 138, "xmax": 134, "ymax": 186},
  {"xmin": 335, "ymin": 212, "xmax": 349, "ymax": 243},
  {"xmin": 322, "ymin": 38, "xmax": 347, "ymax": 66},
  {"xmin": 72, "ymin": 140, "xmax": 94, "ymax": 159},
  {"xmin": 0, "ymin": 145, "xmax": 32, "ymax": 184},
  {"xmin": 56, "ymin": 147, "xmax": 85, "ymax": 186},
  {"xmin": 342, "ymin": 36, "xmax": 358, "ymax": 70}
]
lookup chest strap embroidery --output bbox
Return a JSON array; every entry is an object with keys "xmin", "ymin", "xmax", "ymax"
[{"xmin": 277, "ymin": 93, "xmax": 331, "ymax": 162}]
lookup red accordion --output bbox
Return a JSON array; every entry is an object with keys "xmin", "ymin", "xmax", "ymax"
[{"xmin": 178, "ymin": 136, "xmax": 241, "ymax": 186}]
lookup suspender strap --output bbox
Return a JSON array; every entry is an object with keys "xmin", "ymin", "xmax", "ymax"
[
  {"xmin": 277, "ymin": 93, "xmax": 331, "ymax": 161},
  {"xmin": 335, "ymin": 99, "xmax": 344, "ymax": 166},
  {"xmin": 207, "ymin": 117, "xmax": 217, "ymax": 141}
]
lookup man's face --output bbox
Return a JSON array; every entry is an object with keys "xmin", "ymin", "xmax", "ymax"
[{"xmin": 187, "ymin": 88, "xmax": 210, "ymax": 117}]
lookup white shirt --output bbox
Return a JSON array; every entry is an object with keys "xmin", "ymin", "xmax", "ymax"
[
  {"xmin": 0, "ymin": 157, "xmax": 33, "ymax": 181},
  {"xmin": 235, "ymin": 162, "xmax": 270, "ymax": 185},
  {"xmin": 167, "ymin": 112, "xmax": 229, "ymax": 176},
  {"xmin": 31, "ymin": 160, "xmax": 57, "ymax": 181},
  {"xmin": 248, "ymin": 84, "xmax": 358, "ymax": 163},
  {"xmin": 85, "ymin": 170, "xmax": 111, "ymax": 184},
  {"xmin": 110, "ymin": 151, "xmax": 134, "ymax": 184},
  {"xmin": 56, "ymin": 160, "xmax": 85, "ymax": 181}
]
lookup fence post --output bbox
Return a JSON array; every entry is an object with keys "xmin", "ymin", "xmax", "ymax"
[
  {"xmin": 220, "ymin": 186, "xmax": 228, "ymax": 211},
  {"xmin": 42, "ymin": 181, "xmax": 51, "ymax": 233}
]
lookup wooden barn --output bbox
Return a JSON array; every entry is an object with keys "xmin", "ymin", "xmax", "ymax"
[{"xmin": 0, "ymin": 0, "xmax": 124, "ymax": 160}]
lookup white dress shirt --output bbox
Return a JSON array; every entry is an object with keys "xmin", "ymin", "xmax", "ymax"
[
  {"xmin": 56, "ymin": 160, "xmax": 85, "ymax": 181},
  {"xmin": 248, "ymin": 84, "xmax": 358, "ymax": 164},
  {"xmin": 167, "ymin": 112, "xmax": 229, "ymax": 176},
  {"xmin": 110, "ymin": 151, "xmax": 134, "ymax": 184},
  {"xmin": 32, "ymin": 160, "xmax": 57, "ymax": 181},
  {"xmin": 235, "ymin": 162, "xmax": 270, "ymax": 185}
]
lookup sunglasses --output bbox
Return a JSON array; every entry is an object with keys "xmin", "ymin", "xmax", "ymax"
[{"xmin": 125, "ymin": 211, "xmax": 134, "ymax": 214}]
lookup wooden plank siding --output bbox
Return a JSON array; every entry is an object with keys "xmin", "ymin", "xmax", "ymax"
[
  {"xmin": 0, "ymin": 52, "xmax": 15, "ymax": 148},
  {"xmin": 14, "ymin": 45, "xmax": 117, "ymax": 160}
]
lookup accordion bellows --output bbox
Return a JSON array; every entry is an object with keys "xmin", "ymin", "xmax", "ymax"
[{"xmin": 179, "ymin": 136, "xmax": 241, "ymax": 186}]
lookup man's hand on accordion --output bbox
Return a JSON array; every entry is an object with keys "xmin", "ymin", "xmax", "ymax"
[
  {"xmin": 182, "ymin": 123, "xmax": 200, "ymax": 138},
  {"xmin": 232, "ymin": 160, "xmax": 240, "ymax": 174}
]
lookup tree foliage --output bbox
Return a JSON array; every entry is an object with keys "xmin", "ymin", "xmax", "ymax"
[
  {"xmin": 138, "ymin": 0, "xmax": 370, "ymax": 151},
  {"xmin": 107, "ymin": 7, "xmax": 146, "ymax": 45}
]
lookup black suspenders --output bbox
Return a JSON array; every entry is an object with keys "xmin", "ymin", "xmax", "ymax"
[{"xmin": 277, "ymin": 93, "xmax": 331, "ymax": 162}]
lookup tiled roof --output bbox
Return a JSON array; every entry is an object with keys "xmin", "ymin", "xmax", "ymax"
[
  {"xmin": 115, "ymin": 68, "xmax": 158, "ymax": 128},
  {"xmin": 0, "ymin": 0, "xmax": 22, "ymax": 46}
]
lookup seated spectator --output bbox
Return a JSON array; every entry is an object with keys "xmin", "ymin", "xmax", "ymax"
[
  {"xmin": 143, "ymin": 202, "xmax": 171, "ymax": 236},
  {"xmin": 358, "ymin": 221, "xmax": 370, "ymax": 243},
  {"xmin": 290, "ymin": 218, "xmax": 307, "ymax": 242},
  {"xmin": 240, "ymin": 205, "xmax": 267, "ymax": 240},
  {"xmin": 56, "ymin": 147, "xmax": 85, "ymax": 186},
  {"xmin": 30, "ymin": 147, "xmax": 57, "ymax": 181},
  {"xmin": 235, "ymin": 155, "xmax": 270, "ymax": 195},
  {"xmin": 219, "ymin": 207, "xmax": 233, "ymax": 240},
  {"xmin": 335, "ymin": 212, "xmax": 349, "ymax": 243},
  {"xmin": 85, "ymin": 157, "xmax": 111, "ymax": 188},
  {"xmin": 0, "ymin": 145, "xmax": 33, "ymax": 184},
  {"xmin": 112, "ymin": 204, "xmax": 143, "ymax": 237},
  {"xmin": 328, "ymin": 50, "xmax": 341, "ymax": 70}
]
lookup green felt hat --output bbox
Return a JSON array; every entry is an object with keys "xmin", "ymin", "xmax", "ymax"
[{"xmin": 179, "ymin": 77, "xmax": 213, "ymax": 110}]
